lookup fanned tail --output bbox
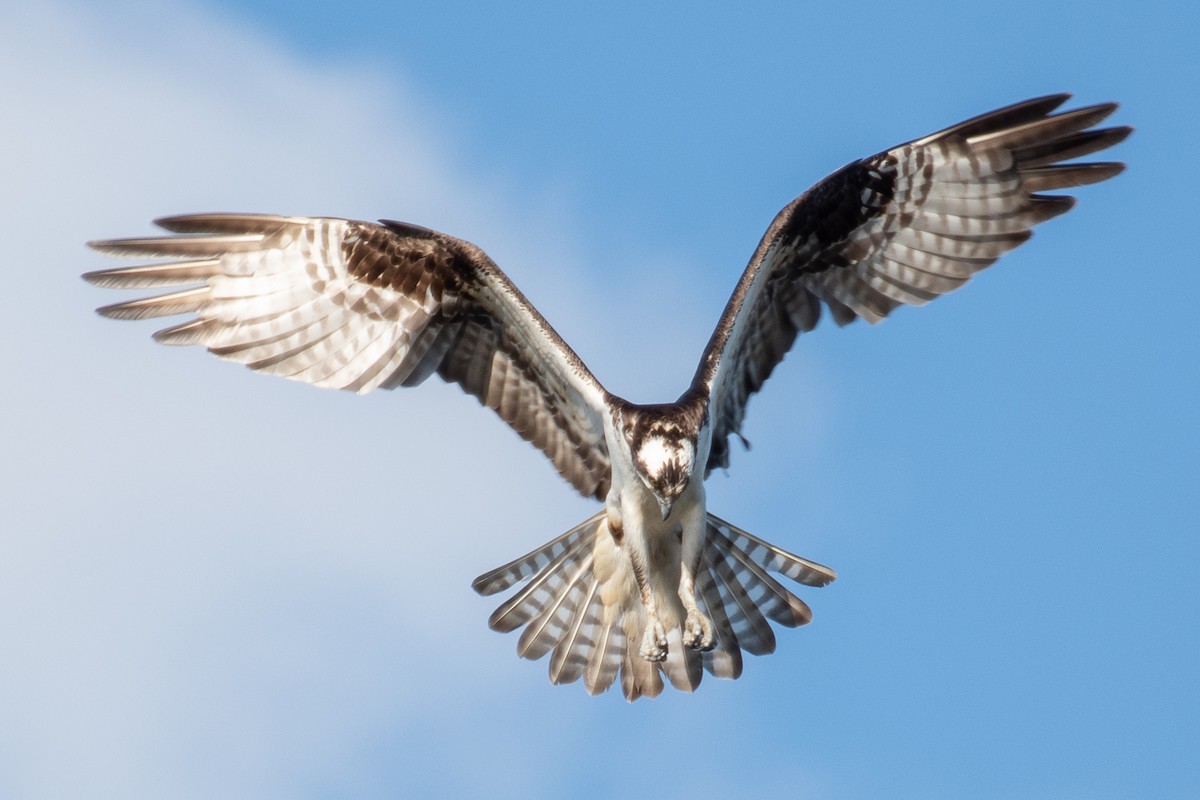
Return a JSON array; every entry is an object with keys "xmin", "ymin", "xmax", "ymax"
[
  {"xmin": 471, "ymin": 512, "xmax": 603, "ymax": 597},
  {"xmin": 473, "ymin": 511, "xmax": 835, "ymax": 701}
]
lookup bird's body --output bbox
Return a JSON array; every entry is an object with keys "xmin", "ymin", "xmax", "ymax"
[{"xmin": 86, "ymin": 94, "xmax": 1129, "ymax": 700}]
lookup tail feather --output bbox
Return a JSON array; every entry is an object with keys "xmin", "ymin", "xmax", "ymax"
[
  {"xmin": 708, "ymin": 526, "xmax": 813, "ymax": 628},
  {"xmin": 697, "ymin": 563, "xmax": 744, "ymax": 680},
  {"xmin": 621, "ymin": 646, "xmax": 665, "ymax": 700},
  {"xmin": 660, "ymin": 628, "xmax": 704, "ymax": 693},
  {"xmin": 516, "ymin": 551, "xmax": 595, "ymax": 660},
  {"xmin": 583, "ymin": 614, "xmax": 625, "ymax": 695},
  {"xmin": 486, "ymin": 536, "xmax": 592, "ymax": 634},
  {"xmin": 707, "ymin": 550, "xmax": 778, "ymax": 656},
  {"xmin": 548, "ymin": 578, "xmax": 602, "ymax": 684},
  {"xmin": 473, "ymin": 510, "xmax": 835, "ymax": 701},
  {"xmin": 472, "ymin": 510, "xmax": 604, "ymax": 596},
  {"xmin": 707, "ymin": 514, "xmax": 837, "ymax": 587},
  {"xmin": 481, "ymin": 512, "xmax": 601, "ymax": 634}
]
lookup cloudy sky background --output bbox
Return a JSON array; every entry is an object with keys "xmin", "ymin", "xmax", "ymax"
[{"xmin": 2, "ymin": 1, "xmax": 1197, "ymax": 798}]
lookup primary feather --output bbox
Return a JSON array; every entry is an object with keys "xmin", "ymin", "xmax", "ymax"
[{"xmin": 86, "ymin": 95, "xmax": 1128, "ymax": 700}]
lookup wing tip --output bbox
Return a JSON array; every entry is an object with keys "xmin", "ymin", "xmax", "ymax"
[
  {"xmin": 1101, "ymin": 124, "xmax": 1135, "ymax": 149},
  {"xmin": 915, "ymin": 93, "xmax": 1073, "ymax": 145},
  {"xmin": 152, "ymin": 212, "xmax": 301, "ymax": 234},
  {"xmin": 80, "ymin": 267, "xmax": 116, "ymax": 286},
  {"xmin": 86, "ymin": 237, "xmax": 132, "ymax": 256}
]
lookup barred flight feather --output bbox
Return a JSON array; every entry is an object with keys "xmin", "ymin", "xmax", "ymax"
[
  {"xmin": 707, "ymin": 532, "xmax": 813, "ymax": 627},
  {"xmin": 517, "ymin": 553, "xmax": 596, "ymax": 661},
  {"xmin": 621, "ymin": 645, "xmax": 665, "ymax": 699},
  {"xmin": 84, "ymin": 258, "xmax": 223, "ymax": 289},
  {"xmin": 475, "ymin": 512, "xmax": 831, "ymax": 699},
  {"xmin": 697, "ymin": 564, "xmax": 744, "ymax": 680},
  {"xmin": 86, "ymin": 214, "xmax": 612, "ymax": 500},
  {"xmin": 707, "ymin": 515, "xmax": 837, "ymax": 587},
  {"xmin": 88, "ymin": 95, "xmax": 1126, "ymax": 702},
  {"xmin": 487, "ymin": 541, "xmax": 593, "ymax": 634},
  {"xmin": 548, "ymin": 579, "xmax": 603, "ymax": 684},
  {"xmin": 659, "ymin": 627, "xmax": 703, "ymax": 693},
  {"xmin": 696, "ymin": 95, "xmax": 1129, "ymax": 475},
  {"xmin": 472, "ymin": 510, "xmax": 604, "ymax": 596},
  {"xmin": 705, "ymin": 548, "xmax": 778, "ymax": 656},
  {"xmin": 552, "ymin": 578, "xmax": 609, "ymax": 686},
  {"xmin": 583, "ymin": 613, "xmax": 624, "ymax": 694}
]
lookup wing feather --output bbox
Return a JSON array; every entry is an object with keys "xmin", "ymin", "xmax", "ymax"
[
  {"xmin": 86, "ymin": 215, "xmax": 612, "ymax": 499},
  {"xmin": 692, "ymin": 95, "xmax": 1130, "ymax": 473}
]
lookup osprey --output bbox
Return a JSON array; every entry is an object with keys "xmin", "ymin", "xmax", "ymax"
[{"xmin": 85, "ymin": 95, "xmax": 1128, "ymax": 700}]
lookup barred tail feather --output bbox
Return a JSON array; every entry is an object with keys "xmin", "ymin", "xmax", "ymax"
[
  {"xmin": 471, "ymin": 510, "xmax": 604, "ymax": 596},
  {"xmin": 621, "ymin": 642, "xmax": 665, "ymax": 699},
  {"xmin": 707, "ymin": 527, "xmax": 814, "ymax": 628},
  {"xmin": 472, "ymin": 510, "xmax": 835, "ymax": 701},
  {"xmin": 706, "ymin": 514, "xmax": 837, "ymax": 587},
  {"xmin": 661, "ymin": 628, "xmax": 704, "ymax": 693},
  {"xmin": 583, "ymin": 614, "xmax": 625, "ymax": 695},
  {"xmin": 515, "ymin": 551, "xmax": 595, "ymax": 660},
  {"xmin": 697, "ymin": 563, "xmax": 744, "ymax": 680},
  {"xmin": 548, "ymin": 579, "xmax": 602, "ymax": 685},
  {"xmin": 484, "ymin": 536, "xmax": 592, "ymax": 634},
  {"xmin": 707, "ymin": 550, "xmax": 778, "ymax": 655}
]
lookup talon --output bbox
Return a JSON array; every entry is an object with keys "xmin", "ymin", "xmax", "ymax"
[
  {"xmin": 682, "ymin": 610, "xmax": 714, "ymax": 651},
  {"xmin": 639, "ymin": 620, "xmax": 668, "ymax": 662}
]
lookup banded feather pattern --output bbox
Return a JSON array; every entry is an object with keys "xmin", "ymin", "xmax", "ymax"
[
  {"xmin": 697, "ymin": 94, "xmax": 1130, "ymax": 474},
  {"xmin": 86, "ymin": 214, "xmax": 612, "ymax": 500},
  {"xmin": 86, "ymin": 95, "xmax": 1126, "ymax": 701},
  {"xmin": 473, "ymin": 513, "xmax": 837, "ymax": 700}
]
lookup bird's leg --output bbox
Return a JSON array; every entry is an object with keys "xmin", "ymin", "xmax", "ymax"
[
  {"xmin": 678, "ymin": 507, "xmax": 714, "ymax": 651},
  {"xmin": 608, "ymin": 502, "xmax": 667, "ymax": 662},
  {"xmin": 629, "ymin": 544, "xmax": 668, "ymax": 662}
]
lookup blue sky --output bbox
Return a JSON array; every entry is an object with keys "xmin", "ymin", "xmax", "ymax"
[{"xmin": 2, "ymin": 1, "xmax": 1197, "ymax": 798}]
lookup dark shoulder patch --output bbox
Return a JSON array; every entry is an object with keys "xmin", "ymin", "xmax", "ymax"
[
  {"xmin": 776, "ymin": 153, "xmax": 897, "ymax": 262},
  {"xmin": 344, "ymin": 221, "xmax": 466, "ymax": 299}
]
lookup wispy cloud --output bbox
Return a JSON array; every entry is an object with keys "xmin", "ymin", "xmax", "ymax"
[{"xmin": 0, "ymin": 2, "xmax": 631, "ymax": 797}]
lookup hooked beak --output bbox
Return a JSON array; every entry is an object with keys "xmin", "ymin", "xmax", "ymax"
[{"xmin": 658, "ymin": 497, "xmax": 674, "ymax": 521}]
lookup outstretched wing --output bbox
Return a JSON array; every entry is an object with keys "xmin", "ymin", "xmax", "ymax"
[
  {"xmin": 693, "ymin": 94, "xmax": 1130, "ymax": 473},
  {"xmin": 86, "ymin": 214, "xmax": 612, "ymax": 499}
]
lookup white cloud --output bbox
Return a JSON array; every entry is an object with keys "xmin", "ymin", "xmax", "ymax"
[
  {"xmin": 0, "ymin": 3, "xmax": 1173, "ymax": 799},
  {"xmin": 0, "ymin": 2, "xmax": 624, "ymax": 797},
  {"xmin": 0, "ymin": 1, "xmax": 856, "ymax": 796}
]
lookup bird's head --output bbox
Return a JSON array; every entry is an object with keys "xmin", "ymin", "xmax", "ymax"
[{"xmin": 619, "ymin": 406, "xmax": 698, "ymax": 521}]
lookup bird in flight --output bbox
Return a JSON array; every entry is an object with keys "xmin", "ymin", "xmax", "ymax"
[{"xmin": 85, "ymin": 94, "xmax": 1128, "ymax": 700}]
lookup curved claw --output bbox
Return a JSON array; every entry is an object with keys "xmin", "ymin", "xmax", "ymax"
[
  {"xmin": 639, "ymin": 619, "xmax": 668, "ymax": 662},
  {"xmin": 682, "ymin": 610, "xmax": 715, "ymax": 651}
]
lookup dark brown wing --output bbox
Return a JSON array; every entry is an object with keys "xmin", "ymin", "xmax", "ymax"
[
  {"xmin": 85, "ymin": 214, "xmax": 612, "ymax": 499},
  {"xmin": 693, "ymin": 94, "xmax": 1131, "ymax": 473}
]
